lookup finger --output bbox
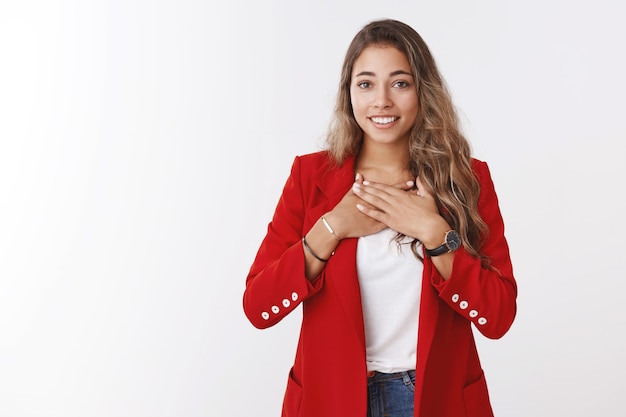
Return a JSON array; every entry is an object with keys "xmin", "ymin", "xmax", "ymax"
[
  {"xmin": 352, "ymin": 196, "xmax": 378, "ymax": 211},
  {"xmin": 352, "ymin": 183, "xmax": 394, "ymax": 211},
  {"xmin": 356, "ymin": 203, "xmax": 386, "ymax": 222},
  {"xmin": 392, "ymin": 179, "xmax": 415, "ymax": 190},
  {"xmin": 415, "ymin": 177, "xmax": 431, "ymax": 198},
  {"xmin": 361, "ymin": 180, "xmax": 405, "ymax": 196}
]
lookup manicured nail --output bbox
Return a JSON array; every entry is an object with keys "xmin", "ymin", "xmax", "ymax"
[
  {"xmin": 355, "ymin": 173, "xmax": 361, "ymax": 181},
  {"xmin": 362, "ymin": 180, "xmax": 370, "ymax": 185},
  {"xmin": 352, "ymin": 183, "xmax": 361, "ymax": 192},
  {"xmin": 356, "ymin": 203, "xmax": 365, "ymax": 211},
  {"xmin": 406, "ymin": 180, "xmax": 414, "ymax": 186}
]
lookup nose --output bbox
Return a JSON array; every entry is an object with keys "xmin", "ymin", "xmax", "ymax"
[{"xmin": 374, "ymin": 88, "xmax": 392, "ymax": 109}]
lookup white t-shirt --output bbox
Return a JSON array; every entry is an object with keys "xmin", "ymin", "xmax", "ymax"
[{"xmin": 356, "ymin": 228, "xmax": 423, "ymax": 373}]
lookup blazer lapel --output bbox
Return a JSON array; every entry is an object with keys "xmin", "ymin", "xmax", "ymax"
[
  {"xmin": 416, "ymin": 257, "xmax": 439, "ymax": 364},
  {"xmin": 413, "ymin": 256, "xmax": 440, "ymax": 413},
  {"xmin": 306, "ymin": 155, "xmax": 366, "ymax": 347},
  {"xmin": 327, "ymin": 238, "xmax": 365, "ymax": 347}
]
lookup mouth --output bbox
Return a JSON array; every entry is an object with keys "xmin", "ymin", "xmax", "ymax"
[{"xmin": 369, "ymin": 116, "xmax": 399, "ymax": 126}]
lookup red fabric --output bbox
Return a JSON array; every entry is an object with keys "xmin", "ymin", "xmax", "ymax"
[{"xmin": 243, "ymin": 151, "xmax": 517, "ymax": 417}]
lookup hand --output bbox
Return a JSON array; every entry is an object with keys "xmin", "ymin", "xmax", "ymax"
[
  {"xmin": 325, "ymin": 173, "xmax": 415, "ymax": 239},
  {"xmin": 352, "ymin": 176, "xmax": 450, "ymax": 247}
]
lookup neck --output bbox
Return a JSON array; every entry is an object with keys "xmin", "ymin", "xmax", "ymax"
[{"xmin": 355, "ymin": 140, "xmax": 411, "ymax": 184}]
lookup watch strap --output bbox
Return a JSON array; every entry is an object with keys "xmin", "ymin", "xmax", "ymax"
[{"xmin": 424, "ymin": 243, "xmax": 450, "ymax": 257}]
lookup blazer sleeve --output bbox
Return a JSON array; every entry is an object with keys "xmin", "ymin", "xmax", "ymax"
[
  {"xmin": 429, "ymin": 160, "xmax": 517, "ymax": 339},
  {"xmin": 243, "ymin": 156, "xmax": 325, "ymax": 329}
]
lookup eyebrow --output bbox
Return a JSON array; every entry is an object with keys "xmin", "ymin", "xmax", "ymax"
[{"xmin": 354, "ymin": 70, "xmax": 413, "ymax": 78}]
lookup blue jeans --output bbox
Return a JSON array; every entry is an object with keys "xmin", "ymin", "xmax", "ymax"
[{"xmin": 366, "ymin": 370, "xmax": 415, "ymax": 417}]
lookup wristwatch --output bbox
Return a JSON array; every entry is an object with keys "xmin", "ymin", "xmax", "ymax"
[{"xmin": 424, "ymin": 230, "xmax": 461, "ymax": 257}]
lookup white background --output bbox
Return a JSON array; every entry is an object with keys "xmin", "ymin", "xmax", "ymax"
[{"xmin": 1, "ymin": 0, "xmax": 625, "ymax": 416}]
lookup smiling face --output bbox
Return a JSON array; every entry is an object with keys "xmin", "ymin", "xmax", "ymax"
[{"xmin": 350, "ymin": 44, "xmax": 419, "ymax": 148}]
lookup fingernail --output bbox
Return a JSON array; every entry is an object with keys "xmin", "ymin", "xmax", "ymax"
[
  {"xmin": 356, "ymin": 203, "xmax": 365, "ymax": 211},
  {"xmin": 406, "ymin": 180, "xmax": 414, "ymax": 186},
  {"xmin": 353, "ymin": 183, "xmax": 361, "ymax": 192},
  {"xmin": 362, "ymin": 180, "xmax": 370, "ymax": 185},
  {"xmin": 355, "ymin": 173, "xmax": 361, "ymax": 181}
]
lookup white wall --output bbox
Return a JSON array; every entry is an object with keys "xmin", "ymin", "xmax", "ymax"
[{"xmin": 1, "ymin": 0, "xmax": 624, "ymax": 416}]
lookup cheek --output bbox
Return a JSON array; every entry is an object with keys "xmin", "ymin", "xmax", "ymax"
[
  {"xmin": 350, "ymin": 94, "xmax": 366, "ymax": 117},
  {"xmin": 402, "ymin": 95, "xmax": 419, "ymax": 116},
  {"xmin": 349, "ymin": 100, "xmax": 367, "ymax": 129}
]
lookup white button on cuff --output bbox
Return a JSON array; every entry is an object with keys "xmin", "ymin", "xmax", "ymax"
[
  {"xmin": 452, "ymin": 294, "xmax": 460, "ymax": 303},
  {"xmin": 271, "ymin": 305, "xmax": 280, "ymax": 314},
  {"xmin": 478, "ymin": 317, "xmax": 487, "ymax": 325},
  {"xmin": 291, "ymin": 292, "xmax": 298, "ymax": 301},
  {"xmin": 469, "ymin": 310, "xmax": 478, "ymax": 318},
  {"xmin": 261, "ymin": 312, "xmax": 270, "ymax": 320},
  {"xmin": 282, "ymin": 299, "xmax": 291, "ymax": 308},
  {"xmin": 459, "ymin": 301, "xmax": 468, "ymax": 310}
]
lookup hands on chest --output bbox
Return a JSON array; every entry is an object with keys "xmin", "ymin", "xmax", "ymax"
[
  {"xmin": 328, "ymin": 173, "xmax": 450, "ymax": 249},
  {"xmin": 304, "ymin": 173, "xmax": 455, "ymax": 281}
]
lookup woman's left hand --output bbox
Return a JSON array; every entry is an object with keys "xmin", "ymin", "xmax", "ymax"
[{"xmin": 352, "ymin": 176, "xmax": 450, "ymax": 248}]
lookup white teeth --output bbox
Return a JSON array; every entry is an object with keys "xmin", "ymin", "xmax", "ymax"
[{"xmin": 371, "ymin": 117, "xmax": 398, "ymax": 124}]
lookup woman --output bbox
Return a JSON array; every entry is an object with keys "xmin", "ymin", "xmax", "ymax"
[{"xmin": 243, "ymin": 18, "xmax": 517, "ymax": 417}]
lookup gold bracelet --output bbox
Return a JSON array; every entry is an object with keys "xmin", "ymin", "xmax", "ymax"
[
  {"xmin": 321, "ymin": 216, "xmax": 340, "ymax": 240},
  {"xmin": 302, "ymin": 237, "xmax": 328, "ymax": 262}
]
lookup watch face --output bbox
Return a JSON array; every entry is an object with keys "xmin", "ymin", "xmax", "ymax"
[{"xmin": 446, "ymin": 230, "xmax": 462, "ymax": 251}]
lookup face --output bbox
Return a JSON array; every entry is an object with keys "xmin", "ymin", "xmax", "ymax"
[{"xmin": 350, "ymin": 44, "xmax": 418, "ymax": 147}]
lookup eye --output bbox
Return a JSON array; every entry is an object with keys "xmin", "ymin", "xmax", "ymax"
[
  {"xmin": 393, "ymin": 80, "xmax": 409, "ymax": 88},
  {"xmin": 357, "ymin": 81, "xmax": 371, "ymax": 89}
]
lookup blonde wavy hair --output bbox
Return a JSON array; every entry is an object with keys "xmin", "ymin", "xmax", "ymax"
[{"xmin": 326, "ymin": 19, "xmax": 489, "ymax": 262}]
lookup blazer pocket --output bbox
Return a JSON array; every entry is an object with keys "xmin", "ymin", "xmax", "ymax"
[
  {"xmin": 462, "ymin": 371, "xmax": 494, "ymax": 417},
  {"xmin": 282, "ymin": 368, "xmax": 303, "ymax": 417}
]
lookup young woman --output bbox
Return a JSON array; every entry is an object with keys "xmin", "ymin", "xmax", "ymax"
[{"xmin": 243, "ymin": 19, "xmax": 517, "ymax": 417}]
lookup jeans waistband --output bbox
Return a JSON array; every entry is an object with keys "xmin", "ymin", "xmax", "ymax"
[{"xmin": 366, "ymin": 370, "xmax": 415, "ymax": 382}]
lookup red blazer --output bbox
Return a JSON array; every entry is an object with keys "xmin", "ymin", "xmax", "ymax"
[{"xmin": 243, "ymin": 151, "xmax": 517, "ymax": 417}]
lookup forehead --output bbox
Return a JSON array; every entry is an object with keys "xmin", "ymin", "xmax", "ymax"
[{"xmin": 352, "ymin": 44, "xmax": 411, "ymax": 76}]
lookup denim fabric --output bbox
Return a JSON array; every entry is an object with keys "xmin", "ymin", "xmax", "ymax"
[{"xmin": 366, "ymin": 370, "xmax": 415, "ymax": 417}]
